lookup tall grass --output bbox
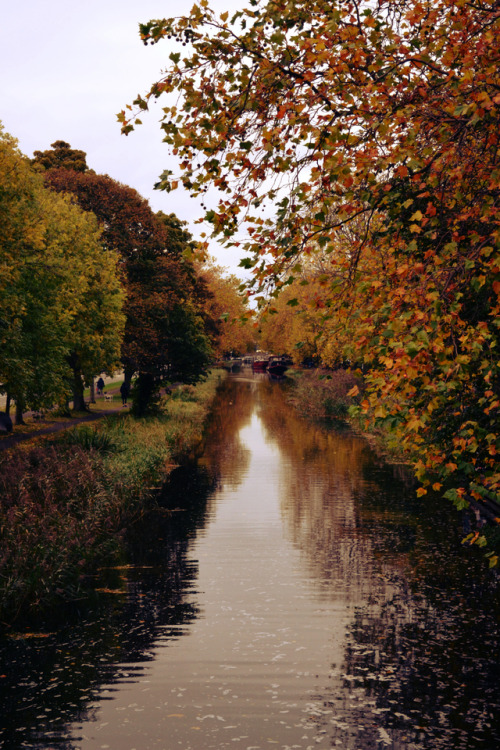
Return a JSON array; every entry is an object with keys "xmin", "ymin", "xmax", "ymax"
[
  {"xmin": 0, "ymin": 370, "xmax": 224, "ymax": 628},
  {"xmin": 287, "ymin": 369, "xmax": 364, "ymax": 419}
]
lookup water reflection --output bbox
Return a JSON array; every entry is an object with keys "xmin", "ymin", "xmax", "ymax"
[
  {"xmin": 0, "ymin": 376, "xmax": 498, "ymax": 749},
  {"xmin": 255, "ymin": 383, "xmax": 500, "ymax": 749}
]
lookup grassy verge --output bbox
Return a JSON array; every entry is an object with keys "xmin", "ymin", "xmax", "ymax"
[{"xmin": 0, "ymin": 370, "xmax": 225, "ymax": 630}]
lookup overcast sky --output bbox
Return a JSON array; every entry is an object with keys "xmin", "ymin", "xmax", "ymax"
[{"xmin": 1, "ymin": 0, "xmax": 246, "ymax": 276}]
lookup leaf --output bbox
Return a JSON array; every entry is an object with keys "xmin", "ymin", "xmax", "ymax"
[{"xmin": 238, "ymin": 257, "xmax": 255, "ymax": 269}]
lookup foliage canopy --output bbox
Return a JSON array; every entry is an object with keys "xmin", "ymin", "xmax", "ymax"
[
  {"xmin": 0, "ymin": 126, "xmax": 124, "ymax": 413},
  {"xmin": 40, "ymin": 162, "xmax": 213, "ymax": 411}
]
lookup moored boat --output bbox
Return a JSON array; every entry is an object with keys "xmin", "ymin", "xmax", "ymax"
[
  {"xmin": 267, "ymin": 356, "xmax": 291, "ymax": 377},
  {"xmin": 252, "ymin": 359, "xmax": 269, "ymax": 372},
  {"xmin": 267, "ymin": 361, "xmax": 288, "ymax": 377}
]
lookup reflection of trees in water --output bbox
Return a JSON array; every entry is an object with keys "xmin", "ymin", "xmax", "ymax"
[
  {"xmin": 315, "ymin": 560, "xmax": 500, "ymax": 750},
  {"xmin": 257, "ymin": 382, "xmax": 500, "ymax": 748},
  {"xmin": 252, "ymin": 377, "xmax": 500, "ymax": 749},
  {"xmin": 0, "ymin": 541, "xmax": 201, "ymax": 749},
  {"xmin": 200, "ymin": 378, "xmax": 254, "ymax": 493},
  {"xmin": 257, "ymin": 382, "xmax": 400, "ymax": 602}
]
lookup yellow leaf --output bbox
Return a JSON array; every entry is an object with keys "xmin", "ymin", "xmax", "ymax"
[{"xmin": 416, "ymin": 487, "xmax": 427, "ymax": 497}]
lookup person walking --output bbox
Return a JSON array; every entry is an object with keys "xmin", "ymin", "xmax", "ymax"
[
  {"xmin": 96, "ymin": 377, "xmax": 105, "ymax": 396},
  {"xmin": 120, "ymin": 381, "xmax": 130, "ymax": 406}
]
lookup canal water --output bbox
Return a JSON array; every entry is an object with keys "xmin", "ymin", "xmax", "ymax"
[{"xmin": 1, "ymin": 375, "xmax": 499, "ymax": 749}]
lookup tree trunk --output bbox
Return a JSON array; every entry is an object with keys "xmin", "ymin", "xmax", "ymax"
[
  {"xmin": 89, "ymin": 379, "xmax": 96, "ymax": 404},
  {"xmin": 131, "ymin": 372, "xmax": 157, "ymax": 416},
  {"xmin": 68, "ymin": 352, "xmax": 88, "ymax": 412},
  {"xmin": 72, "ymin": 385, "xmax": 87, "ymax": 411},
  {"xmin": 5, "ymin": 392, "xmax": 11, "ymax": 417},
  {"xmin": 15, "ymin": 398, "xmax": 25, "ymax": 425},
  {"xmin": 72, "ymin": 369, "xmax": 87, "ymax": 412},
  {"xmin": 124, "ymin": 366, "xmax": 134, "ymax": 389}
]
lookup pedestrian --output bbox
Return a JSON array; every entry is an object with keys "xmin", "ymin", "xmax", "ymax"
[
  {"xmin": 96, "ymin": 377, "xmax": 105, "ymax": 396},
  {"xmin": 120, "ymin": 381, "xmax": 129, "ymax": 406}
]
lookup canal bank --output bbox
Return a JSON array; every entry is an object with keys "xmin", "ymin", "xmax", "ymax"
[
  {"xmin": 1, "ymin": 374, "xmax": 499, "ymax": 749},
  {"xmin": 0, "ymin": 370, "xmax": 225, "ymax": 630}
]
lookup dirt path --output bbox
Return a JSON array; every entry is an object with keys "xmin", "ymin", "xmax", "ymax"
[{"xmin": 0, "ymin": 398, "xmax": 124, "ymax": 452}]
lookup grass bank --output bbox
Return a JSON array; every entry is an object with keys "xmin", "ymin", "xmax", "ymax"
[{"xmin": 0, "ymin": 370, "xmax": 225, "ymax": 630}]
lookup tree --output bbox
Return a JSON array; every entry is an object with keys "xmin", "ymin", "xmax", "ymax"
[
  {"xmin": 196, "ymin": 259, "xmax": 256, "ymax": 357},
  {"xmin": 0, "ymin": 126, "xmax": 125, "ymax": 418},
  {"xmin": 1, "ymin": 125, "xmax": 55, "ymax": 418},
  {"xmin": 122, "ymin": 0, "xmax": 500, "ymax": 560},
  {"xmin": 258, "ymin": 281, "xmax": 324, "ymax": 365},
  {"xmin": 32, "ymin": 141, "xmax": 89, "ymax": 173},
  {"xmin": 39, "ymin": 189, "xmax": 125, "ymax": 411},
  {"xmin": 123, "ymin": 253, "xmax": 212, "ymax": 414},
  {"xmin": 39, "ymin": 162, "xmax": 213, "ymax": 413}
]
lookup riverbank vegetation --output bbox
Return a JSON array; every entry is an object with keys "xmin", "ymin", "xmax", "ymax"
[
  {"xmin": 0, "ymin": 370, "xmax": 224, "ymax": 630},
  {"xmin": 125, "ymin": 0, "xmax": 500, "ymax": 565},
  {"xmin": 286, "ymin": 368, "xmax": 363, "ymax": 421}
]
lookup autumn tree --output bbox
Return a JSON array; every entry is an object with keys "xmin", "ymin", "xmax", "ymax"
[
  {"xmin": 32, "ymin": 140, "xmax": 89, "ymax": 173},
  {"xmin": 122, "ymin": 0, "xmax": 500, "ymax": 560},
  {"xmin": 258, "ymin": 282, "xmax": 324, "ymax": 365},
  {"xmin": 38, "ymin": 162, "xmax": 213, "ymax": 413},
  {"xmin": 0, "ymin": 126, "xmax": 124, "ymax": 418},
  {"xmin": 196, "ymin": 259, "xmax": 256, "ymax": 357}
]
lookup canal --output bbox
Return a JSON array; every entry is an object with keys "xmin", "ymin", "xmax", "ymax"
[{"xmin": 0, "ymin": 375, "xmax": 499, "ymax": 749}]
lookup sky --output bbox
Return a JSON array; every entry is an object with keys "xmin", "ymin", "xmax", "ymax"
[{"xmin": 0, "ymin": 0, "xmax": 246, "ymax": 276}]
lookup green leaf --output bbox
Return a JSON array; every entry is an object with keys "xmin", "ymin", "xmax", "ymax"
[{"xmin": 239, "ymin": 257, "xmax": 255, "ymax": 269}]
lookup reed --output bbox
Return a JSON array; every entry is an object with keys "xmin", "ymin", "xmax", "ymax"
[{"xmin": 287, "ymin": 369, "xmax": 364, "ymax": 419}]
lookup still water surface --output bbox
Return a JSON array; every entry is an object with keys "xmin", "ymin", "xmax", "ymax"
[{"xmin": 1, "ymin": 376, "xmax": 499, "ymax": 749}]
